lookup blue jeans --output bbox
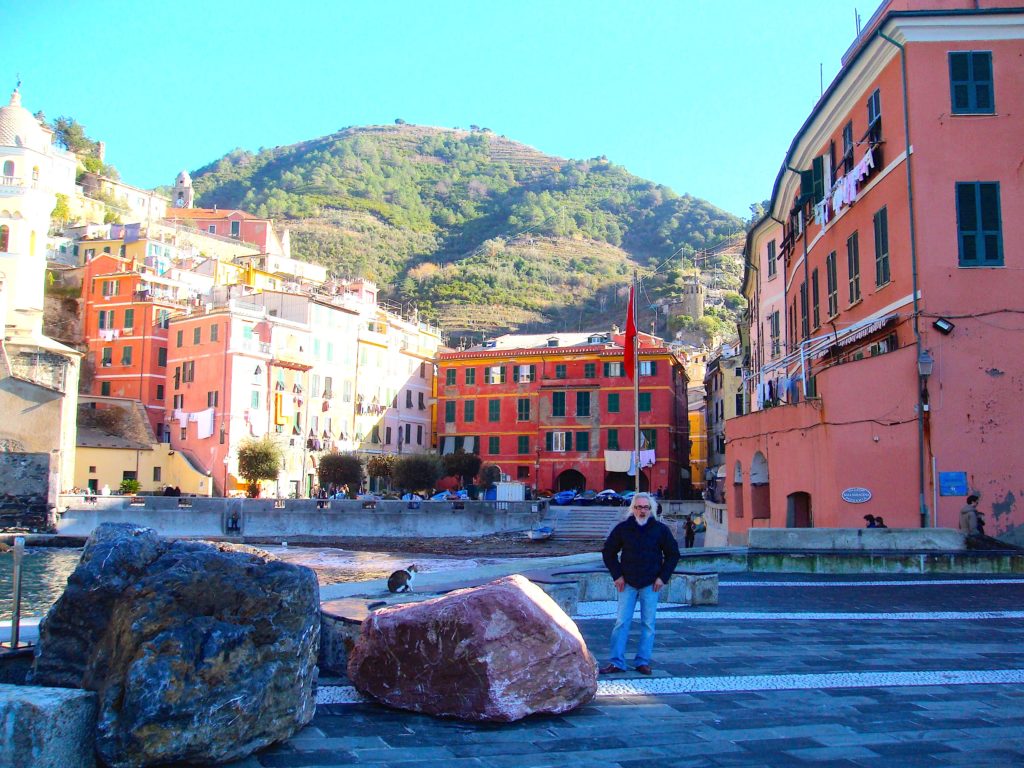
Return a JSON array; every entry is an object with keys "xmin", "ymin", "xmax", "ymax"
[{"xmin": 608, "ymin": 583, "xmax": 659, "ymax": 668}]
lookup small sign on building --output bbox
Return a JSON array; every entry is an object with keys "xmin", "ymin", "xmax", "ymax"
[
  {"xmin": 938, "ymin": 472, "xmax": 969, "ymax": 497},
  {"xmin": 841, "ymin": 487, "xmax": 872, "ymax": 504}
]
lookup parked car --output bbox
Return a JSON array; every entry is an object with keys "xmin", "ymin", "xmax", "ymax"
[
  {"xmin": 550, "ymin": 490, "xmax": 578, "ymax": 506},
  {"xmin": 595, "ymin": 489, "xmax": 625, "ymax": 507}
]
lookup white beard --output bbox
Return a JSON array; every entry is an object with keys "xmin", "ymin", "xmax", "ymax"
[{"xmin": 634, "ymin": 514, "xmax": 650, "ymax": 525}]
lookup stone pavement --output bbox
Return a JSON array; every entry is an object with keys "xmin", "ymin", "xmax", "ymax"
[{"xmin": 232, "ymin": 573, "xmax": 1024, "ymax": 767}]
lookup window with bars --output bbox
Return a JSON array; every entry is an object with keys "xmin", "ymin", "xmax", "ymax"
[
  {"xmin": 956, "ymin": 182, "xmax": 1003, "ymax": 266},
  {"xmin": 950, "ymin": 51, "xmax": 994, "ymax": 114}
]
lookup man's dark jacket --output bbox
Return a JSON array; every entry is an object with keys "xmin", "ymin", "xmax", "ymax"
[{"xmin": 602, "ymin": 517, "xmax": 680, "ymax": 588}]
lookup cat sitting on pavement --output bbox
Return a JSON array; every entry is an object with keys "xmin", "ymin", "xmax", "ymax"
[{"xmin": 387, "ymin": 564, "xmax": 419, "ymax": 593}]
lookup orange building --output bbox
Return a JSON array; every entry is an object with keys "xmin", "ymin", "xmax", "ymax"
[{"xmin": 729, "ymin": 0, "xmax": 1024, "ymax": 542}]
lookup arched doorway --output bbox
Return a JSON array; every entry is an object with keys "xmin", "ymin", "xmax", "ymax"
[
  {"xmin": 787, "ymin": 492, "xmax": 813, "ymax": 528},
  {"xmin": 555, "ymin": 469, "xmax": 586, "ymax": 492},
  {"xmin": 750, "ymin": 451, "xmax": 771, "ymax": 522}
]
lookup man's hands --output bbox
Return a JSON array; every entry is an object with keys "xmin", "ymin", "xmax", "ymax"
[
  {"xmin": 652, "ymin": 578, "xmax": 665, "ymax": 593},
  {"xmin": 614, "ymin": 577, "xmax": 625, "ymax": 593}
]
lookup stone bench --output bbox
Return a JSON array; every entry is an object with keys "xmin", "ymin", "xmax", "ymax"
[{"xmin": 0, "ymin": 683, "xmax": 98, "ymax": 767}]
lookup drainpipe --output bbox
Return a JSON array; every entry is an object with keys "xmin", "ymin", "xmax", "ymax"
[{"xmin": 879, "ymin": 29, "xmax": 928, "ymax": 528}]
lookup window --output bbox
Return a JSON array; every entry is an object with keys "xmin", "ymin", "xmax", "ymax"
[
  {"xmin": 123, "ymin": 309, "xmax": 134, "ymax": 330},
  {"xmin": 603, "ymin": 362, "xmax": 623, "ymax": 377},
  {"xmin": 100, "ymin": 381, "xmax": 110, "ymax": 395},
  {"xmin": 101, "ymin": 347, "xmax": 112, "ymax": 367},
  {"xmin": 182, "ymin": 361, "xmax": 195, "ymax": 383},
  {"xmin": 210, "ymin": 324, "xmax": 218, "ymax": 342},
  {"xmin": 418, "ymin": 392, "xmax": 425, "ymax": 410},
  {"xmin": 584, "ymin": 363, "xmax": 596, "ymax": 378},
  {"xmin": 204, "ymin": 391, "xmax": 217, "ymax": 407},
  {"xmin": 465, "ymin": 367, "xmax": 476, "ymax": 385},
  {"xmin": 445, "ymin": 401, "xmax": 456, "ymax": 423},
  {"xmin": 157, "ymin": 310, "xmax": 170, "ymax": 330},
  {"xmin": 488, "ymin": 399, "xmax": 500, "ymax": 422},
  {"xmin": 173, "ymin": 394, "xmax": 184, "ymax": 409},
  {"xmin": 866, "ymin": 88, "xmax": 882, "ymax": 144},
  {"xmin": 156, "ymin": 384, "xmax": 164, "ymax": 401},
  {"xmin": 826, "ymin": 252, "xmax": 838, "ymax": 317},
  {"xmin": 847, "ymin": 232, "xmax": 861, "ymax": 303},
  {"xmin": 464, "ymin": 400, "xmax": 475, "ymax": 422},
  {"xmin": 97, "ymin": 310, "xmax": 111, "ymax": 330},
  {"xmin": 193, "ymin": 327, "xmax": 201, "ymax": 345},
  {"xmin": 950, "ymin": 51, "xmax": 994, "ymax": 114},
  {"xmin": 517, "ymin": 365, "xmax": 536, "ymax": 383},
  {"xmin": 799, "ymin": 282, "xmax": 809, "ymax": 340},
  {"xmin": 767, "ymin": 239, "xmax": 777, "ymax": 279},
  {"xmin": 485, "ymin": 366, "xmax": 506, "ymax": 384},
  {"xmin": 417, "ymin": 425, "xmax": 423, "ymax": 445},
  {"xmin": 956, "ymin": 182, "xmax": 1003, "ymax": 266},
  {"xmin": 639, "ymin": 360, "xmax": 657, "ymax": 377},
  {"xmin": 555, "ymin": 364, "xmax": 567, "ymax": 379},
  {"xmin": 812, "ymin": 268, "xmax": 820, "ymax": 329},
  {"xmin": 517, "ymin": 435, "xmax": 529, "ymax": 454},
  {"xmin": 607, "ymin": 429, "xmax": 619, "ymax": 449},
  {"xmin": 608, "ymin": 393, "xmax": 620, "ymax": 413},
  {"xmin": 121, "ymin": 346, "xmax": 133, "ymax": 366},
  {"xmin": 640, "ymin": 428, "xmax": 657, "ymax": 449},
  {"xmin": 445, "ymin": 369, "xmax": 456, "ymax": 386},
  {"xmin": 324, "ymin": 377, "xmax": 334, "ymax": 398},
  {"xmin": 576, "ymin": 432, "xmax": 590, "ymax": 452},
  {"xmin": 153, "ymin": 467, "xmax": 162, "ymax": 482},
  {"xmin": 517, "ymin": 397, "xmax": 530, "ymax": 421},
  {"xmin": 546, "ymin": 431, "xmax": 571, "ymax": 452},
  {"xmin": 769, "ymin": 311, "xmax": 781, "ymax": 358},
  {"xmin": 385, "ymin": 427, "xmax": 392, "ymax": 445},
  {"xmin": 176, "ymin": 330, "xmax": 183, "ymax": 347},
  {"xmin": 842, "ymin": 121, "xmax": 854, "ymax": 173},
  {"xmin": 230, "ymin": 220, "xmax": 241, "ymax": 238},
  {"xmin": 207, "ymin": 225, "xmax": 216, "ymax": 234},
  {"xmin": 552, "ymin": 392, "xmax": 566, "ymax": 417},
  {"xmin": 488, "ymin": 436, "xmax": 500, "ymax": 455},
  {"xmin": 101, "ymin": 280, "xmax": 119, "ymax": 297},
  {"xmin": 576, "ymin": 391, "xmax": 591, "ymax": 417},
  {"xmin": 371, "ymin": 426, "xmax": 380, "ymax": 444},
  {"xmin": 639, "ymin": 392, "xmax": 652, "ymax": 412},
  {"xmin": 873, "ymin": 207, "xmax": 890, "ymax": 286}
]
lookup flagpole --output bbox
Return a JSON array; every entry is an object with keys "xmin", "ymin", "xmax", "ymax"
[{"xmin": 632, "ymin": 271, "xmax": 641, "ymax": 495}]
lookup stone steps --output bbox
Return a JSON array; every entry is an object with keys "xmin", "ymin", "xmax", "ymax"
[{"xmin": 546, "ymin": 507, "xmax": 626, "ymax": 540}]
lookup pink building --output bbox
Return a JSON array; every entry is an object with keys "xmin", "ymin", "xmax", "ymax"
[{"xmin": 729, "ymin": 0, "xmax": 1024, "ymax": 543}]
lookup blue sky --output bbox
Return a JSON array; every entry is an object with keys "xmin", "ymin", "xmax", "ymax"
[{"xmin": 7, "ymin": 0, "xmax": 869, "ymax": 219}]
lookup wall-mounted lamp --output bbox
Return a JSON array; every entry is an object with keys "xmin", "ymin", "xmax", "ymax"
[{"xmin": 932, "ymin": 318, "xmax": 955, "ymax": 335}]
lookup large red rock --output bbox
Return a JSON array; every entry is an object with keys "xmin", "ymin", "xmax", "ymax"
[{"xmin": 347, "ymin": 574, "xmax": 597, "ymax": 722}]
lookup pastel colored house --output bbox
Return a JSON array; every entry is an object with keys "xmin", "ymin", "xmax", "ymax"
[{"xmin": 729, "ymin": 0, "xmax": 1024, "ymax": 543}]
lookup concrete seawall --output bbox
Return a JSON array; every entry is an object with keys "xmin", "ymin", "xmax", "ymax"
[{"xmin": 55, "ymin": 497, "xmax": 543, "ymax": 539}]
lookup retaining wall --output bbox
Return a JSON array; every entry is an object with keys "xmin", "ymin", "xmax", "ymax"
[
  {"xmin": 55, "ymin": 497, "xmax": 542, "ymax": 539},
  {"xmin": 747, "ymin": 527, "xmax": 966, "ymax": 551}
]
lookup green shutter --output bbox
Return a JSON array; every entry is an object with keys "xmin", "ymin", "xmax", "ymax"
[
  {"xmin": 545, "ymin": 431, "xmax": 553, "ymax": 451},
  {"xmin": 799, "ymin": 170, "xmax": 814, "ymax": 203},
  {"xmin": 565, "ymin": 432, "xmax": 572, "ymax": 451},
  {"xmin": 812, "ymin": 156, "xmax": 825, "ymax": 201}
]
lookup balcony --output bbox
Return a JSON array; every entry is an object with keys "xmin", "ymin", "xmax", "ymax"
[{"xmin": 272, "ymin": 347, "xmax": 313, "ymax": 371}]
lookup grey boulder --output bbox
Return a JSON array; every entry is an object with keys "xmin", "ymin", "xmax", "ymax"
[
  {"xmin": 348, "ymin": 574, "xmax": 597, "ymax": 722},
  {"xmin": 32, "ymin": 522, "xmax": 319, "ymax": 767}
]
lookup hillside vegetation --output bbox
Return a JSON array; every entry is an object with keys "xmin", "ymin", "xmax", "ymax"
[{"xmin": 190, "ymin": 124, "xmax": 744, "ymax": 342}]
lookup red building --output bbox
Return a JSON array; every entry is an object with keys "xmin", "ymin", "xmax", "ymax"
[
  {"xmin": 436, "ymin": 332, "xmax": 690, "ymax": 495},
  {"xmin": 164, "ymin": 208, "xmax": 288, "ymax": 257}
]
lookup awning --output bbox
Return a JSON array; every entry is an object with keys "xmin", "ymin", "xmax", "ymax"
[{"xmin": 813, "ymin": 313, "xmax": 898, "ymax": 359}]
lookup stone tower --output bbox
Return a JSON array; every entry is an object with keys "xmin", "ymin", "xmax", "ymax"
[{"xmin": 173, "ymin": 169, "xmax": 194, "ymax": 209}]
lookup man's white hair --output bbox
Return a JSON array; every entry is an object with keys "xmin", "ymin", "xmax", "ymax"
[{"xmin": 628, "ymin": 492, "xmax": 658, "ymax": 517}]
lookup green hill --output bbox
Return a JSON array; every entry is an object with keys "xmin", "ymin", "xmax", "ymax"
[{"xmin": 190, "ymin": 124, "xmax": 745, "ymax": 341}]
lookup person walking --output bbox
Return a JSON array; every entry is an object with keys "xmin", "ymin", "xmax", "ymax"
[
  {"xmin": 960, "ymin": 495, "xmax": 981, "ymax": 536},
  {"xmin": 600, "ymin": 492, "xmax": 680, "ymax": 676},
  {"xmin": 683, "ymin": 517, "xmax": 696, "ymax": 548}
]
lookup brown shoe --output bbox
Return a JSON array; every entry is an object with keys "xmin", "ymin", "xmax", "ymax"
[
  {"xmin": 599, "ymin": 664, "xmax": 626, "ymax": 675},
  {"xmin": 635, "ymin": 664, "xmax": 652, "ymax": 675}
]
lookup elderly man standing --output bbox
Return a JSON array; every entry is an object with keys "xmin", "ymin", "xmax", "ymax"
[{"xmin": 600, "ymin": 491, "xmax": 680, "ymax": 675}]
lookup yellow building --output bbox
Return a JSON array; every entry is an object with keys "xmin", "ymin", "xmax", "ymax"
[{"xmin": 74, "ymin": 396, "xmax": 210, "ymax": 495}]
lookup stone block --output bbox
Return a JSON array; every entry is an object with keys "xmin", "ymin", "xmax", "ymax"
[{"xmin": 0, "ymin": 683, "xmax": 97, "ymax": 768}]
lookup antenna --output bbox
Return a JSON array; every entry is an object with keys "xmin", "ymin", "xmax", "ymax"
[{"xmin": 855, "ymin": 10, "xmax": 862, "ymax": 36}]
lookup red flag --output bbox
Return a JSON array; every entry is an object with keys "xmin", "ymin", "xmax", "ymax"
[{"xmin": 624, "ymin": 283, "xmax": 637, "ymax": 380}]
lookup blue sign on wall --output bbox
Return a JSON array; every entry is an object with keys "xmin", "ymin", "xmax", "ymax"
[
  {"xmin": 841, "ymin": 487, "xmax": 872, "ymax": 504},
  {"xmin": 939, "ymin": 472, "xmax": 969, "ymax": 497}
]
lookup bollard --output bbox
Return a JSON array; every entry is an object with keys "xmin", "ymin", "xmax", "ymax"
[{"xmin": 6, "ymin": 536, "xmax": 26, "ymax": 649}]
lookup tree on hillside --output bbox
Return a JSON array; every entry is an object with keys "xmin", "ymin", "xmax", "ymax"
[
  {"xmin": 318, "ymin": 452, "xmax": 363, "ymax": 495},
  {"xmin": 392, "ymin": 454, "xmax": 443, "ymax": 494},
  {"xmin": 237, "ymin": 436, "xmax": 284, "ymax": 498}
]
